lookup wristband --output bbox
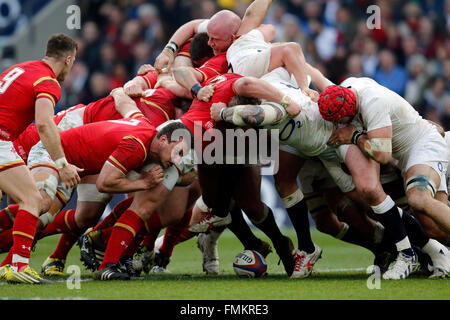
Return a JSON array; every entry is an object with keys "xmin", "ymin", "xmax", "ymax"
[
  {"xmin": 165, "ymin": 41, "xmax": 179, "ymax": 54},
  {"xmin": 351, "ymin": 130, "xmax": 363, "ymax": 145},
  {"xmin": 55, "ymin": 157, "xmax": 69, "ymax": 169},
  {"xmin": 190, "ymin": 83, "xmax": 203, "ymax": 97},
  {"xmin": 280, "ymin": 95, "xmax": 292, "ymax": 108},
  {"xmin": 219, "ymin": 108, "xmax": 226, "ymax": 121}
]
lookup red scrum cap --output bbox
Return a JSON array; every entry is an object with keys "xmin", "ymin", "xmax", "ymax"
[{"xmin": 318, "ymin": 85, "xmax": 357, "ymax": 122}]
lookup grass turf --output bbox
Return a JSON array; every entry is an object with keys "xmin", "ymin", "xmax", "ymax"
[{"xmin": 0, "ymin": 229, "xmax": 449, "ymax": 300}]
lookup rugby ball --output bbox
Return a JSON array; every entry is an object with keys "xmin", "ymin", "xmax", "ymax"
[{"xmin": 233, "ymin": 250, "xmax": 267, "ymax": 278}]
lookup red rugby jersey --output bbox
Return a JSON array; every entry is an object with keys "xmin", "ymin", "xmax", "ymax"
[
  {"xmin": 181, "ymin": 73, "xmax": 242, "ymax": 132},
  {"xmin": 0, "ymin": 60, "xmax": 61, "ymax": 141},
  {"xmin": 60, "ymin": 115, "xmax": 156, "ymax": 176},
  {"xmin": 195, "ymin": 51, "xmax": 229, "ymax": 84}
]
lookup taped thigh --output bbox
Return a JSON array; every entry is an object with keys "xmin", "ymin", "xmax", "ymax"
[
  {"xmin": 405, "ymin": 174, "xmax": 437, "ymax": 197},
  {"xmin": 77, "ymin": 183, "xmax": 112, "ymax": 203},
  {"xmin": 35, "ymin": 174, "xmax": 58, "ymax": 199}
]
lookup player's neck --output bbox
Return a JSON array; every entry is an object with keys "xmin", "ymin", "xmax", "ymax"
[
  {"xmin": 42, "ymin": 57, "xmax": 62, "ymax": 78},
  {"xmin": 149, "ymin": 138, "xmax": 162, "ymax": 163}
]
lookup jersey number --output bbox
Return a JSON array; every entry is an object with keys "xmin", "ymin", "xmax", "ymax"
[
  {"xmin": 109, "ymin": 119, "xmax": 141, "ymax": 126},
  {"xmin": 279, "ymin": 119, "xmax": 303, "ymax": 141},
  {"xmin": 0, "ymin": 67, "xmax": 25, "ymax": 94}
]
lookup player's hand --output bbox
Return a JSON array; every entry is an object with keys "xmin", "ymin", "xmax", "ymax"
[
  {"xmin": 143, "ymin": 165, "xmax": 165, "ymax": 189},
  {"xmin": 58, "ymin": 164, "xmax": 84, "ymax": 189},
  {"xmin": 327, "ymin": 125, "xmax": 357, "ymax": 147},
  {"xmin": 154, "ymin": 48, "xmax": 175, "ymax": 73},
  {"xmin": 136, "ymin": 64, "xmax": 155, "ymax": 76},
  {"xmin": 110, "ymin": 87, "xmax": 124, "ymax": 97},
  {"xmin": 210, "ymin": 102, "xmax": 226, "ymax": 121},
  {"xmin": 197, "ymin": 85, "xmax": 215, "ymax": 102},
  {"xmin": 285, "ymin": 101, "xmax": 302, "ymax": 118},
  {"xmin": 124, "ymin": 80, "xmax": 143, "ymax": 97},
  {"xmin": 303, "ymin": 88, "xmax": 319, "ymax": 102}
]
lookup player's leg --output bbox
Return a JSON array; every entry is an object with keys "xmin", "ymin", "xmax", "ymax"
[
  {"xmin": 233, "ymin": 165, "xmax": 298, "ymax": 278},
  {"xmin": 0, "ymin": 164, "xmax": 48, "ymax": 283},
  {"xmin": 94, "ymin": 182, "xmax": 171, "ymax": 280},
  {"xmin": 274, "ymin": 150, "xmax": 314, "ymax": 254},
  {"xmin": 342, "ymin": 145, "xmax": 416, "ymax": 280},
  {"xmin": 404, "ymin": 164, "xmax": 450, "ymax": 277}
]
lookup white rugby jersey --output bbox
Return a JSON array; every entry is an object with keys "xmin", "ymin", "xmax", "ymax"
[
  {"xmin": 340, "ymin": 77, "xmax": 436, "ymax": 159},
  {"xmin": 261, "ymin": 68, "xmax": 334, "ymax": 157}
]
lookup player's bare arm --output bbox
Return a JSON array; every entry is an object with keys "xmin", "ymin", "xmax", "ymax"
[
  {"xmin": 328, "ymin": 125, "xmax": 393, "ymax": 165},
  {"xmin": 123, "ymin": 76, "xmax": 149, "ymax": 97},
  {"xmin": 233, "ymin": 77, "xmax": 301, "ymax": 117},
  {"xmin": 35, "ymin": 97, "xmax": 83, "ymax": 188},
  {"xmin": 110, "ymin": 87, "xmax": 141, "ymax": 117},
  {"xmin": 236, "ymin": 0, "xmax": 273, "ymax": 36},
  {"xmin": 173, "ymin": 66, "xmax": 214, "ymax": 101},
  {"xmin": 305, "ymin": 63, "xmax": 334, "ymax": 93},
  {"xmin": 211, "ymin": 102, "xmax": 283, "ymax": 126},
  {"xmin": 96, "ymin": 163, "xmax": 164, "ymax": 194},
  {"xmin": 154, "ymin": 19, "xmax": 206, "ymax": 72}
]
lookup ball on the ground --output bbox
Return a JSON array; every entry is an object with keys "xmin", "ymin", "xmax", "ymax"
[{"xmin": 233, "ymin": 250, "xmax": 267, "ymax": 278}]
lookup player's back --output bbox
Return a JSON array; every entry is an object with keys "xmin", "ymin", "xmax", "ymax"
[
  {"xmin": 139, "ymin": 88, "xmax": 177, "ymax": 126},
  {"xmin": 61, "ymin": 116, "xmax": 156, "ymax": 175},
  {"xmin": 0, "ymin": 60, "xmax": 60, "ymax": 141}
]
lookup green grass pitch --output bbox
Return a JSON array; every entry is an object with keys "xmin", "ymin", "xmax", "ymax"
[{"xmin": 0, "ymin": 229, "xmax": 449, "ymax": 300}]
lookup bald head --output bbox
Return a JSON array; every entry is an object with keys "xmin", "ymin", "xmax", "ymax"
[{"xmin": 207, "ymin": 10, "xmax": 241, "ymax": 54}]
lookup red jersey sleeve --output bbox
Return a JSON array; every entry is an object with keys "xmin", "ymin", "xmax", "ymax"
[
  {"xmin": 33, "ymin": 77, "xmax": 61, "ymax": 107},
  {"xmin": 195, "ymin": 52, "xmax": 229, "ymax": 83},
  {"xmin": 177, "ymin": 39, "xmax": 192, "ymax": 58},
  {"xmin": 107, "ymin": 136, "xmax": 147, "ymax": 175},
  {"xmin": 139, "ymin": 70, "xmax": 159, "ymax": 89}
]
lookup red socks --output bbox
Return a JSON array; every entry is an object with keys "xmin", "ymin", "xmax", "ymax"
[
  {"xmin": 140, "ymin": 212, "xmax": 163, "ymax": 251},
  {"xmin": 0, "ymin": 229, "xmax": 13, "ymax": 254},
  {"xmin": 0, "ymin": 204, "xmax": 19, "ymax": 232},
  {"xmin": 49, "ymin": 233, "xmax": 79, "ymax": 261},
  {"xmin": 11, "ymin": 209, "xmax": 38, "ymax": 271},
  {"xmin": 39, "ymin": 209, "xmax": 78, "ymax": 238},
  {"xmin": 99, "ymin": 209, "xmax": 144, "ymax": 269},
  {"xmin": 93, "ymin": 197, "xmax": 134, "ymax": 231},
  {"xmin": 159, "ymin": 209, "xmax": 193, "ymax": 256}
]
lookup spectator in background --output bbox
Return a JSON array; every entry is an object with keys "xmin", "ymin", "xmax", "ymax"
[
  {"xmin": 98, "ymin": 42, "xmax": 117, "ymax": 76},
  {"xmin": 265, "ymin": 2, "xmax": 288, "ymax": 41},
  {"xmin": 345, "ymin": 53, "xmax": 364, "ymax": 79},
  {"xmin": 334, "ymin": 5, "xmax": 357, "ymax": 45},
  {"xmin": 132, "ymin": 41, "xmax": 153, "ymax": 75},
  {"xmin": 404, "ymin": 54, "xmax": 429, "ymax": 108},
  {"xmin": 424, "ymin": 76, "xmax": 450, "ymax": 116},
  {"xmin": 81, "ymin": 21, "xmax": 102, "ymax": 72},
  {"xmin": 59, "ymin": 61, "xmax": 89, "ymax": 111},
  {"xmin": 360, "ymin": 37, "xmax": 379, "ymax": 77},
  {"xmin": 374, "ymin": 49, "xmax": 408, "ymax": 95},
  {"xmin": 279, "ymin": 14, "xmax": 306, "ymax": 48},
  {"xmin": 138, "ymin": 3, "xmax": 164, "ymax": 47},
  {"xmin": 113, "ymin": 19, "xmax": 141, "ymax": 71},
  {"xmin": 80, "ymin": 72, "xmax": 111, "ymax": 104},
  {"xmin": 440, "ymin": 96, "xmax": 450, "ymax": 130},
  {"xmin": 325, "ymin": 44, "xmax": 347, "ymax": 84},
  {"xmin": 309, "ymin": 19, "xmax": 338, "ymax": 62}
]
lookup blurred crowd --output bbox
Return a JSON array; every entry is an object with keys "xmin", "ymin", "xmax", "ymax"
[{"xmin": 61, "ymin": 0, "xmax": 450, "ymax": 129}]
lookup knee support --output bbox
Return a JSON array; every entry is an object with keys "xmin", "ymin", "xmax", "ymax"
[
  {"xmin": 405, "ymin": 174, "xmax": 436, "ymax": 197},
  {"xmin": 35, "ymin": 174, "xmax": 58, "ymax": 200}
]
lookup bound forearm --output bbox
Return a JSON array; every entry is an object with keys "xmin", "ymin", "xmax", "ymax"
[
  {"xmin": 354, "ymin": 132, "xmax": 392, "ymax": 164},
  {"xmin": 235, "ymin": 77, "xmax": 283, "ymax": 103},
  {"xmin": 112, "ymin": 89, "xmax": 140, "ymax": 117},
  {"xmin": 97, "ymin": 175, "xmax": 151, "ymax": 194},
  {"xmin": 221, "ymin": 104, "xmax": 283, "ymax": 127},
  {"xmin": 173, "ymin": 67, "xmax": 201, "ymax": 91},
  {"xmin": 170, "ymin": 19, "xmax": 205, "ymax": 48},
  {"xmin": 37, "ymin": 121, "xmax": 65, "ymax": 161}
]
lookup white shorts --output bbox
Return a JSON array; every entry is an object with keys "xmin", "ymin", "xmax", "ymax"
[
  {"xmin": 298, "ymin": 159, "xmax": 336, "ymax": 194},
  {"xmin": 77, "ymin": 183, "xmax": 112, "ymax": 203},
  {"xmin": 396, "ymin": 131, "xmax": 449, "ymax": 193},
  {"xmin": 27, "ymin": 141, "xmax": 73, "ymax": 202},
  {"xmin": 227, "ymin": 29, "xmax": 271, "ymax": 78},
  {"xmin": 281, "ymin": 143, "xmax": 355, "ymax": 193},
  {"xmin": 57, "ymin": 108, "xmax": 84, "ymax": 131},
  {"xmin": 0, "ymin": 140, "xmax": 25, "ymax": 172}
]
